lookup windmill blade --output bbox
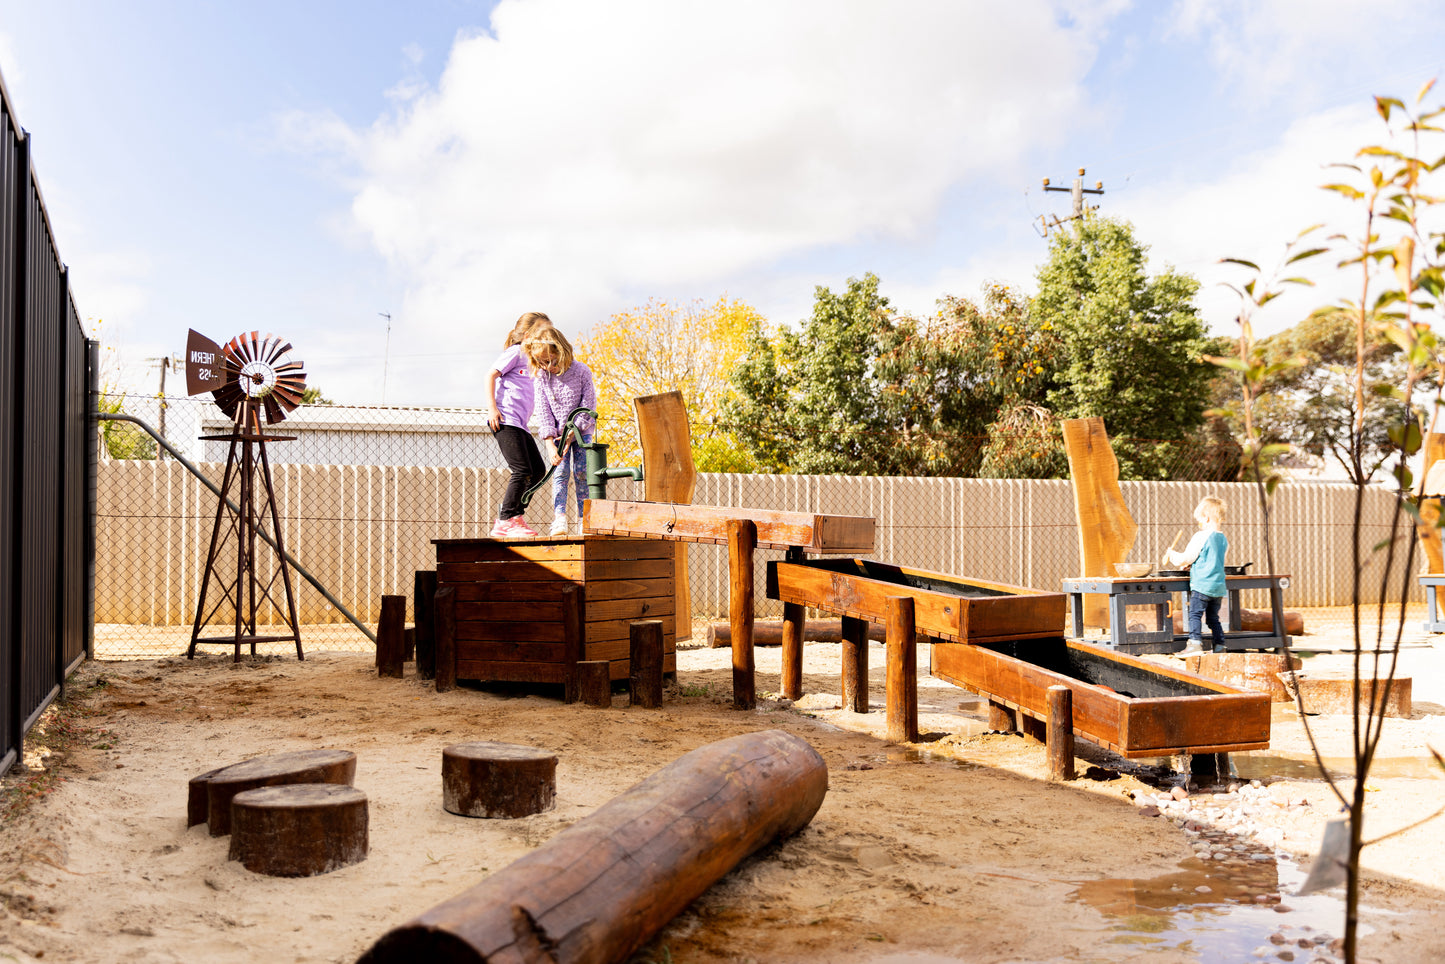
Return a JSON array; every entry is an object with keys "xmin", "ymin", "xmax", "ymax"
[
  {"xmin": 265, "ymin": 338, "xmax": 293, "ymax": 364},
  {"xmin": 260, "ymin": 333, "xmax": 284, "ymax": 366},
  {"xmin": 271, "ymin": 382, "xmax": 305, "ymax": 409},
  {"xmin": 212, "ymin": 383, "xmax": 244, "ymax": 420},
  {"xmin": 263, "ymin": 395, "xmax": 286, "ymax": 425}
]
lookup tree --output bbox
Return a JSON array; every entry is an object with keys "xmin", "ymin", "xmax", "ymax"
[
  {"xmin": 90, "ymin": 318, "xmax": 157, "ymax": 461},
  {"xmin": 1248, "ymin": 308, "xmax": 1415, "ymax": 483},
  {"xmin": 726, "ymin": 274, "xmax": 897, "ymax": 474},
  {"xmin": 578, "ymin": 296, "xmax": 763, "ymax": 471},
  {"xmin": 301, "ymin": 386, "xmax": 334, "ymax": 405},
  {"xmin": 1034, "ymin": 216, "xmax": 1217, "ymax": 478},
  {"xmin": 873, "ymin": 284, "xmax": 1064, "ymax": 477}
]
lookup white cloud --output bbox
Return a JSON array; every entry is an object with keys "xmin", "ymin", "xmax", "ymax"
[
  {"xmin": 298, "ymin": 0, "xmax": 1117, "ymax": 362},
  {"xmin": 1166, "ymin": 0, "xmax": 1426, "ymax": 104},
  {"xmin": 1112, "ymin": 103, "xmax": 1432, "ymax": 338}
]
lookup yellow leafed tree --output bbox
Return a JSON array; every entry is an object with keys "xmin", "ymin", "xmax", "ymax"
[{"xmin": 577, "ymin": 296, "xmax": 765, "ymax": 471}]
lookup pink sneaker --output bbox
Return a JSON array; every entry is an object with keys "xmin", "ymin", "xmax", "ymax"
[
  {"xmin": 509, "ymin": 517, "xmax": 539, "ymax": 538},
  {"xmin": 489, "ymin": 517, "xmax": 513, "ymax": 538}
]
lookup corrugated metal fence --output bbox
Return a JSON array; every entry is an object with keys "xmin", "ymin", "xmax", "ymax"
[{"xmin": 0, "ymin": 72, "xmax": 91, "ymax": 777}]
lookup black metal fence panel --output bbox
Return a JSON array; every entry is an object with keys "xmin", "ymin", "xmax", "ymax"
[
  {"xmin": 0, "ymin": 80, "xmax": 19, "ymax": 776},
  {"xmin": 0, "ymin": 75, "xmax": 90, "ymax": 778}
]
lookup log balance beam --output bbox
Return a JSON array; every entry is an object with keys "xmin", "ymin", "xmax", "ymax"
[{"xmin": 358, "ymin": 729, "xmax": 828, "ymax": 964}]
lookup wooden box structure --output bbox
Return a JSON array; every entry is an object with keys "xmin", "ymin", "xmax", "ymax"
[
  {"xmin": 933, "ymin": 637, "xmax": 1271, "ymax": 758},
  {"xmin": 433, "ymin": 536, "xmax": 675, "ymax": 691},
  {"xmin": 767, "ymin": 558, "xmax": 1065, "ymax": 643}
]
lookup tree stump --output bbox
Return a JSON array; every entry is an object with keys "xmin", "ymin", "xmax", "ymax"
[
  {"xmin": 228, "ymin": 784, "xmax": 369, "ymax": 877},
  {"xmin": 578, "ymin": 660, "xmax": 613, "ymax": 708},
  {"xmin": 376, "ymin": 594, "xmax": 406, "ymax": 678},
  {"xmin": 195, "ymin": 749, "xmax": 357, "ymax": 836},
  {"xmin": 629, "ymin": 620, "xmax": 664, "ymax": 709},
  {"xmin": 443, "ymin": 742, "xmax": 557, "ymax": 819},
  {"xmin": 187, "ymin": 766, "xmax": 227, "ymax": 827}
]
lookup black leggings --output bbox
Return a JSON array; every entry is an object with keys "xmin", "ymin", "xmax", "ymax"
[{"xmin": 495, "ymin": 425, "xmax": 545, "ymax": 520}]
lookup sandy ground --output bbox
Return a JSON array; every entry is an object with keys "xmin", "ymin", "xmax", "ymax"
[{"xmin": 1, "ymin": 625, "xmax": 1443, "ymax": 964}]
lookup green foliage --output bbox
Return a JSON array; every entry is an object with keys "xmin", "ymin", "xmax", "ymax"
[
  {"xmin": 300, "ymin": 386, "xmax": 333, "ymax": 405},
  {"xmin": 873, "ymin": 284, "xmax": 1062, "ymax": 476},
  {"xmin": 1034, "ymin": 216, "xmax": 1216, "ymax": 478},
  {"xmin": 726, "ymin": 274, "xmax": 896, "ymax": 474},
  {"xmin": 1243, "ymin": 307, "xmax": 1416, "ymax": 483},
  {"xmin": 97, "ymin": 393, "xmax": 157, "ymax": 460}
]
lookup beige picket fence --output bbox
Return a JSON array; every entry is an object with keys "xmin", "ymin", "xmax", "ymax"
[{"xmin": 96, "ymin": 459, "xmax": 1412, "ymax": 640}]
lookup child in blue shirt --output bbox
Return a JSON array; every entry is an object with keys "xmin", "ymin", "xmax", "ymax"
[{"xmin": 1164, "ymin": 495, "xmax": 1228, "ymax": 654}]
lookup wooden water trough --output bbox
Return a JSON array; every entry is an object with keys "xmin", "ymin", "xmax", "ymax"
[{"xmin": 767, "ymin": 557, "xmax": 1271, "ymax": 757}]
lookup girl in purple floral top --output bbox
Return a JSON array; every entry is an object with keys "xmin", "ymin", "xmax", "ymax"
[{"xmin": 522, "ymin": 327, "xmax": 597, "ymax": 536}]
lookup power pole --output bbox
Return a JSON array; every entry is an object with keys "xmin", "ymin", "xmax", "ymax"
[
  {"xmin": 379, "ymin": 312, "xmax": 392, "ymax": 405},
  {"xmin": 1039, "ymin": 167, "xmax": 1104, "ymax": 237},
  {"xmin": 147, "ymin": 355, "xmax": 174, "ymax": 458}
]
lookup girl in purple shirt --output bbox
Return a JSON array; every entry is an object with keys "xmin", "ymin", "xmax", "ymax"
[
  {"xmin": 522, "ymin": 327, "xmax": 596, "ymax": 536},
  {"xmin": 485, "ymin": 312, "xmax": 551, "ymax": 538}
]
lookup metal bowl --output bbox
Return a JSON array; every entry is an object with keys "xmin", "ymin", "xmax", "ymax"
[{"xmin": 1114, "ymin": 562, "xmax": 1153, "ymax": 578}]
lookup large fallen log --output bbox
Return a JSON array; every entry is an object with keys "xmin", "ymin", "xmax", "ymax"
[
  {"xmin": 358, "ymin": 729, "xmax": 828, "ymax": 964},
  {"xmin": 706, "ymin": 617, "xmax": 886, "ymax": 648},
  {"xmin": 1170, "ymin": 607, "xmax": 1304, "ymax": 636}
]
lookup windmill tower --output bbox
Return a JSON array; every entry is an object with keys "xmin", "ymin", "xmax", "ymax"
[{"xmin": 184, "ymin": 329, "xmax": 308, "ymax": 661}]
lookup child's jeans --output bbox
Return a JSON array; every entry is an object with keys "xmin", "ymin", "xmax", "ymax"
[
  {"xmin": 553, "ymin": 433, "xmax": 590, "ymax": 518},
  {"xmin": 1187, "ymin": 591, "xmax": 1225, "ymax": 650}
]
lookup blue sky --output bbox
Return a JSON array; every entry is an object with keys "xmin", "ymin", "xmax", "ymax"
[{"xmin": 2, "ymin": 0, "xmax": 1443, "ymax": 406}]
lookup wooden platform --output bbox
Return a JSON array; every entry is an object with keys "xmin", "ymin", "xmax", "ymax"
[
  {"xmin": 434, "ymin": 536, "xmax": 675, "ymax": 692},
  {"xmin": 584, "ymin": 499, "xmax": 875, "ymax": 554}
]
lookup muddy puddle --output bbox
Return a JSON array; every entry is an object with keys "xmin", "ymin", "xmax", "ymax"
[{"xmin": 1069, "ymin": 854, "xmax": 1362, "ymax": 961}]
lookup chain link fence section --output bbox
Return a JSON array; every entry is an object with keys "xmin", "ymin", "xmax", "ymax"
[{"xmin": 94, "ymin": 393, "xmax": 1421, "ymax": 658}]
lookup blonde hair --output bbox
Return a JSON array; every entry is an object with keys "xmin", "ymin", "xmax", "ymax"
[
  {"xmin": 1195, "ymin": 496, "xmax": 1226, "ymax": 526},
  {"xmin": 504, "ymin": 311, "xmax": 552, "ymax": 347},
  {"xmin": 522, "ymin": 326, "xmax": 575, "ymax": 375}
]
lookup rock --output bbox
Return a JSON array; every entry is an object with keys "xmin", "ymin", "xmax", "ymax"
[{"xmin": 1170, "ymin": 786, "xmax": 1189, "ymax": 801}]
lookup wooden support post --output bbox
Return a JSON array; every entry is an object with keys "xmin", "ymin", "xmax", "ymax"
[
  {"xmin": 728, "ymin": 519, "xmax": 757, "ymax": 711},
  {"xmin": 629, "ymin": 620, "xmax": 664, "ymax": 709},
  {"xmin": 228, "ymin": 784, "xmax": 369, "ymax": 877},
  {"xmin": 413, "ymin": 570, "xmax": 437, "ymax": 680},
  {"xmin": 358, "ymin": 730, "xmax": 828, "ymax": 964},
  {"xmin": 376, "ymin": 595, "xmax": 406, "ymax": 678},
  {"xmin": 435, "ymin": 586, "xmax": 456, "ymax": 694},
  {"xmin": 841, "ymin": 615, "xmax": 869, "ymax": 713},
  {"xmin": 885, "ymin": 596, "xmax": 918, "ymax": 744},
  {"xmin": 1020, "ymin": 712, "xmax": 1047, "ymax": 743},
  {"xmin": 1047, "ymin": 685, "xmax": 1075, "ymax": 782},
  {"xmin": 780, "ymin": 601, "xmax": 805, "ymax": 701},
  {"xmin": 562, "ymin": 584, "xmax": 583, "ymax": 704},
  {"xmin": 442, "ymin": 742, "xmax": 558, "ymax": 819},
  {"xmin": 578, "ymin": 660, "xmax": 613, "ymax": 708},
  {"xmin": 988, "ymin": 700, "xmax": 1016, "ymax": 732}
]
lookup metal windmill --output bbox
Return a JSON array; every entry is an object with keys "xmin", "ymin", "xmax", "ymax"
[{"xmin": 184, "ymin": 329, "xmax": 308, "ymax": 661}]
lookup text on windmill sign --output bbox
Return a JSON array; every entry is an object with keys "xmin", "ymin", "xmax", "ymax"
[{"xmin": 190, "ymin": 349, "xmax": 217, "ymax": 381}]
